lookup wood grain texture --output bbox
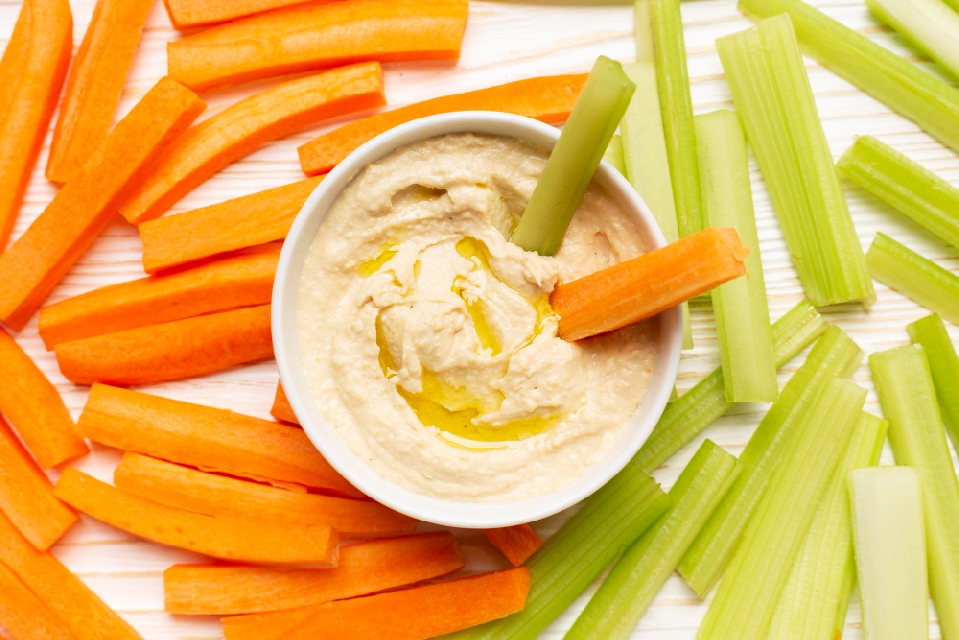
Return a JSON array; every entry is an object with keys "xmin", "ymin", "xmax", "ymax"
[{"xmin": 0, "ymin": 0, "xmax": 956, "ymax": 636}]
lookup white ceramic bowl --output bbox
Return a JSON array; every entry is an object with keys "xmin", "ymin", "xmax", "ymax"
[{"xmin": 273, "ymin": 111, "xmax": 682, "ymax": 528}]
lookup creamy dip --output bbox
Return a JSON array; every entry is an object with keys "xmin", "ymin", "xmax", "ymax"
[{"xmin": 297, "ymin": 133, "xmax": 659, "ymax": 502}]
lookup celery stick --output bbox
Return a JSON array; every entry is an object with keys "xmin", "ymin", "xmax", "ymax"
[
  {"xmin": 870, "ymin": 345, "xmax": 959, "ymax": 640},
  {"xmin": 565, "ymin": 440, "xmax": 739, "ymax": 640},
  {"xmin": 696, "ymin": 110, "xmax": 777, "ymax": 402},
  {"xmin": 908, "ymin": 314, "xmax": 959, "ymax": 450},
  {"xmin": 512, "ymin": 56, "xmax": 635, "ymax": 256},
  {"xmin": 445, "ymin": 464, "xmax": 669, "ymax": 640},
  {"xmin": 767, "ymin": 411, "xmax": 887, "ymax": 640},
  {"xmin": 867, "ymin": 0, "xmax": 959, "ymax": 82},
  {"xmin": 698, "ymin": 378, "xmax": 866, "ymax": 640},
  {"xmin": 634, "ymin": 298, "xmax": 825, "ymax": 473},
  {"xmin": 716, "ymin": 16, "xmax": 874, "ymax": 308},
  {"xmin": 838, "ymin": 135, "xmax": 959, "ymax": 251},
  {"xmin": 679, "ymin": 324, "xmax": 863, "ymax": 597},
  {"xmin": 649, "ymin": 0, "xmax": 703, "ymax": 238},
  {"xmin": 866, "ymin": 231, "xmax": 959, "ymax": 324},
  {"xmin": 739, "ymin": 0, "xmax": 959, "ymax": 155},
  {"xmin": 848, "ymin": 467, "xmax": 930, "ymax": 640},
  {"xmin": 603, "ymin": 134, "xmax": 626, "ymax": 176}
]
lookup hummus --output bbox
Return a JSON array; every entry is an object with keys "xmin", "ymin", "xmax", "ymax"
[{"xmin": 297, "ymin": 133, "xmax": 659, "ymax": 502}]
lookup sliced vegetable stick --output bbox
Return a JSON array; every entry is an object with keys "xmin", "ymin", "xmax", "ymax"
[
  {"xmin": 165, "ymin": 532, "xmax": 463, "ymax": 615},
  {"xmin": 39, "ymin": 252, "xmax": 278, "ymax": 350},
  {"xmin": 121, "ymin": 64, "xmax": 383, "ymax": 224},
  {"xmin": 299, "ymin": 74, "xmax": 587, "ymax": 175},
  {"xmin": 55, "ymin": 468, "xmax": 339, "ymax": 566},
  {"xmin": 114, "ymin": 452, "xmax": 412, "ymax": 536},
  {"xmin": 0, "ymin": 328, "xmax": 87, "ymax": 468},
  {"xmin": 167, "ymin": 0, "xmax": 468, "ymax": 92},
  {"xmin": 0, "ymin": 511, "xmax": 142, "ymax": 640},
  {"xmin": 0, "ymin": 77, "xmax": 206, "ymax": 330},
  {"xmin": 271, "ymin": 383, "xmax": 299, "ymax": 425},
  {"xmin": 0, "ymin": 0, "xmax": 72, "ymax": 252},
  {"xmin": 550, "ymin": 227, "xmax": 748, "ymax": 341},
  {"xmin": 139, "ymin": 178, "xmax": 322, "ymax": 273},
  {"xmin": 55, "ymin": 304, "xmax": 274, "ymax": 386},
  {"xmin": 163, "ymin": 0, "xmax": 321, "ymax": 29},
  {"xmin": 483, "ymin": 525, "xmax": 542, "ymax": 567},
  {"xmin": 0, "ymin": 562, "xmax": 73, "ymax": 640},
  {"xmin": 223, "ymin": 568, "xmax": 530, "ymax": 640},
  {"xmin": 78, "ymin": 383, "xmax": 360, "ymax": 497},
  {"xmin": 45, "ymin": 0, "xmax": 152, "ymax": 184},
  {"xmin": 0, "ymin": 417, "xmax": 76, "ymax": 551}
]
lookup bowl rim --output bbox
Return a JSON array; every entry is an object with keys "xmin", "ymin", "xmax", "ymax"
[{"xmin": 273, "ymin": 111, "xmax": 682, "ymax": 528}]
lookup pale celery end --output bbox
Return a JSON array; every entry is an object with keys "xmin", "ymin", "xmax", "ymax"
[
  {"xmin": 603, "ymin": 134, "xmax": 626, "ymax": 175},
  {"xmin": 866, "ymin": 231, "xmax": 959, "ymax": 324},
  {"xmin": 696, "ymin": 110, "xmax": 776, "ymax": 402},
  {"xmin": 870, "ymin": 345, "xmax": 959, "ymax": 640},
  {"xmin": 867, "ymin": 0, "xmax": 959, "ymax": 81},
  {"xmin": 849, "ymin": 467, "xmax": 930, "ymax": 640},
  {"xmin": 739, "ymin": 0, "xmax": 959, "ymax": 154},
  {"xmin": 565, "ymin": 440, "xmax": 739, "ymax": 640},
  {"xmin": 716, "ymin": 15, "xmax": 873, "ymax": 308},
  {"xmin": 908, "ymin": 314, "xmax": 959, "ymax": 451}
]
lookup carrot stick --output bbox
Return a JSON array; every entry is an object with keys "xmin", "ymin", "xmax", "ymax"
[
  {"xmin": 139, "ymin": 178, "xmax": 323, "ymax": 273},
  {"xmin": 0, "ymin": 0, "xmax": 71, "ymax": 252},
  {"xmin": 55, "ymin": 304, "xmax": 274, "ymax": 386},
  {"xmin": 299, "ymin": 73, "xmax": 587, "ymax": 176},
  {"xmin": 39, "ymin": 252, "xmax": 278, "ymax": 350},
  {"xmin": 78, "ymin": 383, "xmax": 361, "ymax": 497},
  {"xmin": 271, "ymin": 383, "xmax": 299, "ymax": 425},
  {"xmin": 45, "ymin": 0, "xmax": 152, "ymax": 184},
  {"xmin": 115, "ymin": 452, "xmax": 412, "ymax": 536},
  {"xmin": 0, "ymin": 562, "xmax": 73, "ymax": 640},
  {"xmin": 0, "ymin": 511, "xmax": 143, "ymax": 640},
  {"xmin": 483, "ymin": 524, "xmax": 542, "ymax": 567},
  {"xmin": 119, "ymin": 64, "xmax": 384, "ymax": 225},
  {"xmin": 166, "ymin": 0, "xmax": 468, "ymax": 92},
  {"xmin": 0, "ymin": 77, "xmax": 206, "ymax": 330},
  {"xmin": 0, "ymin": 328, "xmax": 87, "ymax": 468},
  {"xmin": 223, "ymin": 568, "xmax": 530, "ymax": 640},
  {"xmin": 551, "ymin": 227, "xmax": 749, "ymax": 342},
  {"xmin": 54, "ymin": 468, "xmax": 339, "ymax": 566},
  {"xmin": 165, "ymin": 532, "xmax": 463, "ymax": 615},
  {"xmin": 163, "ymin": 0, "xmax": 326, "ymax": 29}
]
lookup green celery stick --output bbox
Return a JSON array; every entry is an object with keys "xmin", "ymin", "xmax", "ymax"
[
  {"xmin": 849, "ymin": 467, "xmax": 930, "ymax": 640},
  {"xmin": 603, "ymin": 134, "xmax": 626, "ymax": 175},
  {"xmin": 838, "ymin": 135, "xmax": 959, "ymax": 251},
  {"xmin": 908, "ymin": 314, "xmax": 959, "ymax": 450},
  {"xmin": 511, "ymin": 56, "xmax": 635, "ymax": 256},
  {"xmin": 867, "ymin": 0, "xmax": 959, "ymax": 82},
  {"xmin": 698, "ymin": 378, "xmax": 866, "ymax": 640},
  {"xmin": 739, "ymin": 0, "xmax": 959, "ymax": 155},
  {"xmin": 716, "ymin": 15, "xmax": 874, "ymax": 308},
  {"xmin": 767, "ymin": 411, "xmax": 887, "ymax": 640},
  {"xmin": 679, "ymin": 324, "xmax": 863, "ymax": 597},
  {"xmin": 634, "ymin": 298, "xmax": 825, "ymax": 473},
  {"xmin": 649, "ymin": 0, "xmax": 703, "ymax": 239},
  {"xmin": 696, "ymin": 110, "xmax": 777, "ymax": 402},
  {"xmin": 866, "ymin": 231, "xmax": 959, "ymax": 324},
  {"xmin": 870, "ymin": 345, "xmax": 959, "ymax": 640},
  {"xmin": 445, "ymin": 464, "xmax": 669, "ymax": 640},
  {"xmin": 565, "ymin": 440, "xmax": 739, "ymax": 640}
]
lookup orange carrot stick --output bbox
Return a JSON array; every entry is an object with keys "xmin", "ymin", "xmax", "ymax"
[
  {"xmin": 115, "ymin": 452, "xmax": 412, "ymax": 536},
  {"xmin": 223, "ymin": 568, "xmax": 530, "ymax": 640},
  {"xmin": 55, "ymin": 304, "xmax": 274, "ymax": 386},
  {"xmin": 163, "ymin": 0, "xmax": 324, "ymax": 29},
  {"xmin": 45, "ymin": 0, "xmax": 153, "ymax": 184},
  {"xmin": 78, "ymin": 383, "xmax": 361, "ymax": 497},
  {"xmin": 119, "ymin": 64, "xmax": 384, "ymax": 225},
  {"xmin": 551, "ymin": 227, "xmax": 749, "ymax": 342},
  {"xmin": 39, "ymin": 252, "xmax": 278, "ymax": 350},
  {"xmin": 298, "ymin": 73, "xmax": 586, "ymax": 176},
  {"xmin": 271, "ymin": 382, "xmax": 299, "ymax": 425},
  {"xmin": 483, "ymin": 524, "xmax": 542, "ymax": 568},
  {"xmin": 0, "ymin": 511, "xmax": 142, "ymax": 640},
  {"xmin": 0, "ymin": 562, "xmax": 73, "ymax": 640},
  {"xmin": 54, "ymin": 468, "xmax": 339, "ymax": 566},
  {"xmin": 0, "ymin": 0, "xmax": 71, "ymax": 252},
  {"xmin": 0, "ymin": 77, "xmax": 205, "ymax": 330},
  {"xmin": 0, "ymin": 328, "xmax": 87, "ymax": 468},
  {"xmin": 140, "ymin": 178, "xmax": 322, "ymax": 273},
  {"xmin": 166, "ymin": 0, "xmax": 468, "ymax": 92},
  {"xmin": 165, "ymin": 532, "xmax": 463, "ymax": 615}
]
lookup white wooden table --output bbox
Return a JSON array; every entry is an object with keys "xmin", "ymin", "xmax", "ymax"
[{"xmin": 1, "ymin": 0, "xmax": 956, "ymax": 636}]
